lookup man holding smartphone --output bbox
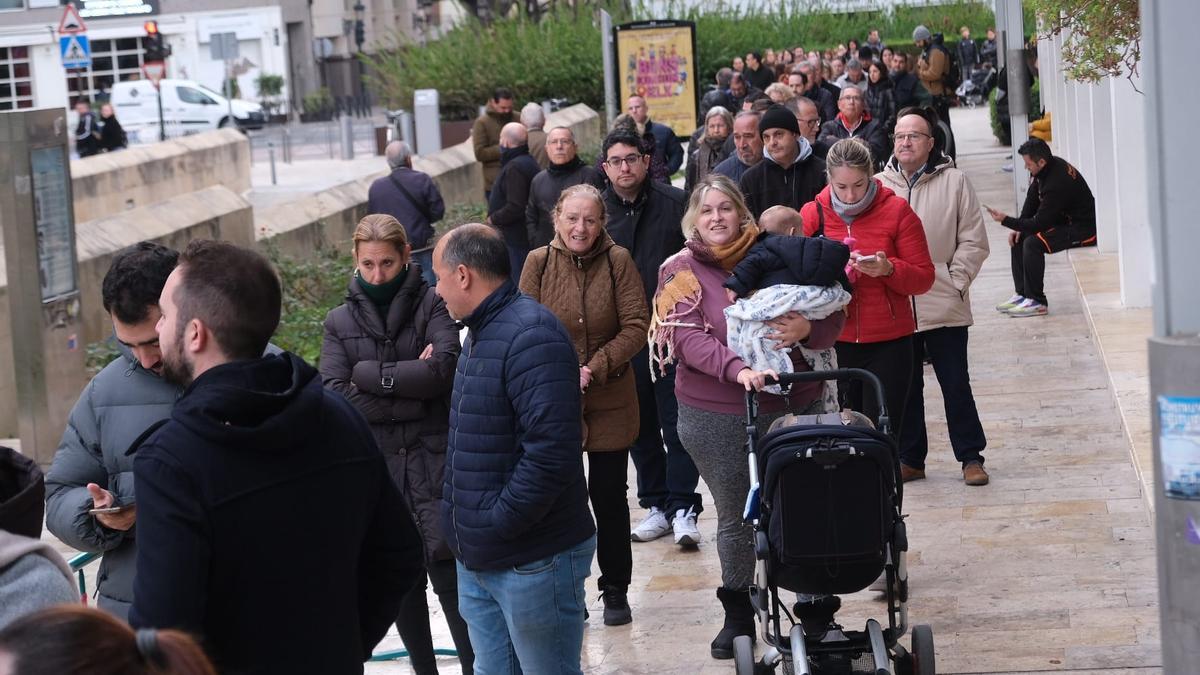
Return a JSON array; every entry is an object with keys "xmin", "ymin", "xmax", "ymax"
[{"xmin": 44, "ymin": 243, "xmax": 182, "ymax": 619}]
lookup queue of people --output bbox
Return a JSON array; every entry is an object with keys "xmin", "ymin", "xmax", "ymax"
[{"xmin": 7, "ymin": 46, "xmax": 1102, "ymax": 674}]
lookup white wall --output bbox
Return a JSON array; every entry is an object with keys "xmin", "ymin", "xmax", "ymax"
[{"xmin": 1039, "ymin": 25, "xmax": 1150, "ymax": 308}]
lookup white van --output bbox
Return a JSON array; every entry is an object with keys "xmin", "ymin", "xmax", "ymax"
[{"xmin": 110, "ymin": 79, "xmax": 266, "ymax": 144}]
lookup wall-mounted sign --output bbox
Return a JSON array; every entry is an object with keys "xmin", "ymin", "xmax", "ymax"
[
  {"xmin": 75, "ymin": 0, "xmax": 160, "ymax": 20},
  {"xmin": 30, "ymin": 147, "xmax": 78, "ymax": 301}
]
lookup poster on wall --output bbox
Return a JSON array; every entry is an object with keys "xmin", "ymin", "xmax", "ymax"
[
  {"xmin": 613, "ymin": 20, "xmax": 698, "ymax": 139},
  {"xmin": 1159, "ymin": 396, "xmax": 1200, "ymax": 501}
]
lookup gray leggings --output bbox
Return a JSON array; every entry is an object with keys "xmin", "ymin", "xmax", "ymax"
[{"xmin": 677, "ymin": 402, "xmax": 794, "ymax": 590}]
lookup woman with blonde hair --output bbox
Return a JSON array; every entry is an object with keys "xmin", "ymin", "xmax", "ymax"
[
  {"xmin": 800, "ymin": 138, "xmax": 934, "ymax": 452},
  {"xmin": 320, "ymin": 214, "xmax": 471, "ymax": 675},
  {"xmin": 649, "ymin": 174, "xmax": 845, "ymax": 661},
  {"xmin": 684, "ymin": 106, "xmax": 734, "ymax": 193},
  {"xmin": 0, "ymin": 605, "xmax": 216, "ymax": 675},
  {"xmin": 519, "ymin": 184, "xmax": 648, "ymax": 626}
]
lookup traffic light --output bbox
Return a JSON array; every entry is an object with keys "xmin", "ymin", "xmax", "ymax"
[
  {"xmin": 354, "ymin": 20, "xmax": 365, "ymax": 51},
  {"xmin": 143, "ymin": 20, "xmax": 171, "ymax": 61}
]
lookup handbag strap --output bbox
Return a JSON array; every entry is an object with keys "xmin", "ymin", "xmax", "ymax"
[{"xmin": 388, "ymin": 173, "xmax": 434, "ymax": 224}]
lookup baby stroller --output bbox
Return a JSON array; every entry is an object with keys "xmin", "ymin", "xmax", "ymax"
[
  {"xmin": 734, "ymin": 369, "xmax": 935, "ymax": 675},
  {"xmin": 956, "ymin": 67, "xmax": 997, "ymax": 108}
]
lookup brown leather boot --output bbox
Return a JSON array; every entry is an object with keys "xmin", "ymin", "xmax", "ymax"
[
  {"xmin": 900, "ymin": 463, "xmax": 925, "ymax": 483},
  {"xmin": 963, "ymin": 462, "xmax": 990, "ymax": 486}
]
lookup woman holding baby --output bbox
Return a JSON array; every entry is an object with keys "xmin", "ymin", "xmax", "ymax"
[{"xmin": 649, "ymin": 173, "xmax": 845, "ymax": 662}]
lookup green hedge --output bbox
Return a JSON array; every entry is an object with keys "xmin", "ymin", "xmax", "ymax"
[
  {"xmin": 989, "ymin": 76, "xmax": 1041, "ymax": 146},
  {"xmin": 366, "ymin": 2, "xmax": 1014, "ymax": 120}
]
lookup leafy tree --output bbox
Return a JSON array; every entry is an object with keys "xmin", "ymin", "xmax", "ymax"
[{"xmin": 1028, "ymin": 0, "xmax": 1140, "ymax": 82}]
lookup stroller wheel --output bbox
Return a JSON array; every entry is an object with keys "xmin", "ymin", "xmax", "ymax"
[
  {"xmin": 733, "ymin": 635, "xmax": 755, "ymax": 674},
  {"xmin": 911, "ymin": 624, "xmax": 935, "ymax": 675}
]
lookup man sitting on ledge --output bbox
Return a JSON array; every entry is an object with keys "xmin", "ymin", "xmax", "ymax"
[{"xmin": 986, "ymin": 138, "xmax": 1096, "ymax": 318}]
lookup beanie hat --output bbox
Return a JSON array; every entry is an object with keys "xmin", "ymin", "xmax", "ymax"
[
  {"xmin": 913, "ymin": 25, "xmax": 932, "ymax": 42},
  {"xmin": 759, "ymin": 105, "xmax": 799, "ymax": 137}
]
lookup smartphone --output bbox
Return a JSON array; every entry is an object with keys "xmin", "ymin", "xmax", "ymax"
[
  {"xmin": 89, "ymin": 503, "xmax": 134, "ymax": 515},
  {"xmin": 855, "ymin": 253, "xmax": 880, "ymax": 263}
]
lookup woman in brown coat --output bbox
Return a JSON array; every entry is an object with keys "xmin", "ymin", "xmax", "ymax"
[{"xmin": 519, "ymin": 184, "xmax": 648, "ymax": 627}]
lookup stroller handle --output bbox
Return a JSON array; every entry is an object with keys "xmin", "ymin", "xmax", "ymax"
[{"xmin": 745, "ymin": 368, "xmax": 890, "ymax": 428}]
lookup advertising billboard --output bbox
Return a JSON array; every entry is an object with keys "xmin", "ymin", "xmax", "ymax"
[{"xmin": 614, "ymin": 20, "xmax": 698, "ymax": 138}]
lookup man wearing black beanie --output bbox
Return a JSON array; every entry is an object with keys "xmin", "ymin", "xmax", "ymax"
[{"xmin": 738, "ymin": 104, "xmax": 827, "ymax": 219}]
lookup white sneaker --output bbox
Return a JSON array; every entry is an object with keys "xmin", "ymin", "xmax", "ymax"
[
  {"xmin": 673, "ymin": 507, "xmax": 701, "ymax": 547},
  {"xmin": 631, "ymin": 506, "xmax": 671, "ymax": 542},
  {"xmin": 995, "ymin": 294, "xmax": 1025, "ymax": 312},
  {"xmin": 1006, "ymin": 298, "xmax": 1048, "ymax": 318}
]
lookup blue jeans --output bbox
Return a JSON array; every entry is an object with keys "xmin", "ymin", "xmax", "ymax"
[
  {"xmin": 456, "ymin": 536, "xmax": 596, "ymax": 675},
  {"xmin": 412, "ymin": 247, "xmax": 437, "ymax": 288}
]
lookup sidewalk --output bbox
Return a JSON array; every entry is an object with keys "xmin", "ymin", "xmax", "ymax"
[{"xmin": 364, "ymin": 106, "xmax": 1161, "ymax": 674}]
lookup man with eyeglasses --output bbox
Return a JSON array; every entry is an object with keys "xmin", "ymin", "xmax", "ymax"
[
  {"xmin": 739, "ymin": 104, "xmax": 826, "ymax": 220},
  {"xmin": 600, "ymin": 132, "xmax": 704, "ymax": 549},
  {"xmin": 525, "ymin": 126, "xmax": 605, "ymax": 248},
  {"xmin": 818, "ymin": 87, "xmax": 889, "ymax": 168},
  {"xmin": 878, "ymin": 107, "xmax": 990, "ymax": 487},
  {"xmin": 713, "ymin": 111, "xmax": 763, "ymax": 183},
  {"xmin": 785, "ymin": 96, "xmax": 828, "ymax": 159}
]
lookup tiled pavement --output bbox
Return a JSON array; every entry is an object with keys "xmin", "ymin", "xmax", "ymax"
[
  {"xmin": 34, "ymin": 106, "xmax": 1157, "ymax": 674},
  {"xmin": 366, "ymin": 107, "xmax": 1162, "ymax": 674}
]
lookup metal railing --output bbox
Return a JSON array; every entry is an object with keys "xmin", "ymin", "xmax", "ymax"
[{"xmin": 67, "ymin": 552, "xmax": 456, "ymax": 662}]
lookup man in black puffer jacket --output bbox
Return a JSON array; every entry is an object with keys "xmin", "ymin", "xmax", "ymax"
[
  {"xmin": 525, "ymin": 127, "xmax": 605, "ymax": 249},
  {"xmin": 130, "ymin": 241, "xmax": 423, "ymax": 675},
  {"xmin": 601, "ymin": 131, "xmax": 707, "ymax": 549},
  {"xmin": 433, "ymin": 224, "xmax": 596, "ymax": 674},
  {"xmin": 487, "ymin": 123, "xmax": 541, "ymax": 284},
  {"xmin": 739, "ymin": 105, "xmax": 827, "ymax": 219}
]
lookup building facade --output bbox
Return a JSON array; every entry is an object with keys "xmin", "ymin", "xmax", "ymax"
[{"xmin": 0, "ymin": 0, "xmax": 455, "ymax": 117}]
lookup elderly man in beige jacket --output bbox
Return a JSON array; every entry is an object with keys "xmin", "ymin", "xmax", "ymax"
[{"xmin": 878, "ymin": 107, "xmax": 990, "ymax": 486}]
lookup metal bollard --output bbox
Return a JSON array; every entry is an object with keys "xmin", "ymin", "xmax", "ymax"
[
  {"xmin": 327, "ymin": 123, "xmax": 334, "ymax": 160},
  {"xmin": 268, "ymin": 142, "xmax": 277, "ymax": 185},
  {"xmin": 399, "ymin": 111, "xmax": 414, "ymax": 149},
  {"xmin": 340, "ymin": 114, "xmax": 355, "ymax": 160},
  {"xmin": 282, "ymin": 126, "xmax": 292, "ymax": 164}
]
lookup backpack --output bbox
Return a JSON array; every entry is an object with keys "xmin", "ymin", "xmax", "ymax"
[{"xmin": 932, "ymin": 39, "xmax": 960, "ymax": 90}]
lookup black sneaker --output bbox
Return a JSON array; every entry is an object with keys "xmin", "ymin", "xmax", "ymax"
[{"xmin": 600, "ymin": 586, "xmax": 632, "ymax": 626}]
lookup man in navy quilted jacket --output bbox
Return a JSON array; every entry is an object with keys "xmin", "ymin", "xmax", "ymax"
[{"xmin": 432, "ymin": 223, "xmax": 596, "ymax": 674}]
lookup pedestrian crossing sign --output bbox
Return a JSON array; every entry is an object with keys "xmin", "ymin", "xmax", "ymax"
[{"xmin": 60, "ymin": 34, "xmax": 91, "ymax": 69}]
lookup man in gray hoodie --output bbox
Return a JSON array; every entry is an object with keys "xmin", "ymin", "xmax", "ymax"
[
  {"xmin": 0, "ymin": 447, "xmax": 76, "ymax": 630},
  {"xmin": 44, "ymin": 242, "xmax": 181, "ymax": 619}
]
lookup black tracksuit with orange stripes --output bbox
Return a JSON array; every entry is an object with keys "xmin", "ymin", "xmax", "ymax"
[
  {"xmin": 1003, "ymin": 156, "xmax": 1097, "ymax": 306},
  {"xmin": 1003, "ymin": 156, "xmax": 1097, "ymax": 245}
]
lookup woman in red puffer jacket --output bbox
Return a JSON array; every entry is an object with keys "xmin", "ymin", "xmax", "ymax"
[{"xmin": 801, "ymin": 138, "xmax": 934, "ymax": 440}]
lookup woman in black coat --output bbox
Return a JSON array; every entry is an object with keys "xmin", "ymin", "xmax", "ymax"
[
  {"xmin": 320, "ymin": 214, "xmax": 471, "ymax": 675},
  {"xmin": 865, "ymin": 61, "xmax": 898, "ymax": 137},
  {"xmin": 97, "ymin": 103, "xmax": 127, "ymax": 152}
]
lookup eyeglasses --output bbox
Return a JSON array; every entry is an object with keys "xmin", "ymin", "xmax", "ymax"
[
  {"xmin": 894, "ymin": 132, "xmax": 932, "ymax": 144},
  {"xmin": 799, "ymin": 117, "xmax": 820, "ymax": 126},
  {"xmin": 548, "ymin": 138, "xmax": 575, "ymax": 146},
  {"xmin": 605, "ymin": 154, "xmax": 643, "ymax": 168}
]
